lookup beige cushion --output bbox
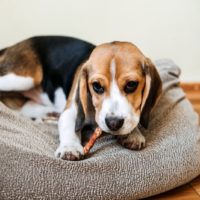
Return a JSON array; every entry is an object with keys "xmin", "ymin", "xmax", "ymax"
[{"xmin": 0, "ymin": 59, "xmax": 200, "ymax": 200}]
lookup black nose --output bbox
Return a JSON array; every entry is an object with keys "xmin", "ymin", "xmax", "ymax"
[{"xmin": 105, "ymin": 117, "xmax": 124, "ymax": 131}]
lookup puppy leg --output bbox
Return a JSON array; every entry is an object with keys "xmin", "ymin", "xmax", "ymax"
[
  {"xmin": 118, "ymin": 127, "xmax": 146, "ymax": 150},
  {"xmin": 55, "ymin": 103, "xmax": 84, "ymax": 161},
  {"xmin": 19, "ymin": 100, "xmax": 56, "ymax": 119}
]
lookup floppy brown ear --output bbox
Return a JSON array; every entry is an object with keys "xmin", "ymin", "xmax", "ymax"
[
  {"xmin": 140, "ymin": 58, "xmax": 162, "ymax": 129},
  {"xmin": 75, "ymin": 65, "xmax": 97, "ymax": 144}
]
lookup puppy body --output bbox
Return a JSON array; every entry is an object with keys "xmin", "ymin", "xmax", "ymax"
[
  {"xmin": 0, "ymin": 36, "xmax": 95, "ymax": 118},
  {"xmin": 0, "ymin": 38, "xmax": 162, "ymax": 161}
]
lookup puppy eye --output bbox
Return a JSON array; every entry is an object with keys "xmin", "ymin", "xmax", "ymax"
[
  {"xmin": 92, "ymin": 82, "xmax": 104, "ymax": 94},
  {"xmin": 124, "ymin": 81, "xmax": 139, "ymax": 94}
]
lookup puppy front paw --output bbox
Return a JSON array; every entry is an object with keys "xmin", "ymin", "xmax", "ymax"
[
  {"xmin": 55, "ymin": 143, "xmax": 84, "ymax": 161},
  {"xmin": 118, "ymin": 131, "xmax": 146, "ymax": 150}
]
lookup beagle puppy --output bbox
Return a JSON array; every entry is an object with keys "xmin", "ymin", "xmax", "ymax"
[
  {"xmin": 0, "ymin": 37, "xmax": 162, "ymax": 161},
  {"xmin": 56, "ymin": 41, "xmax": 162, "ymax": 160}
]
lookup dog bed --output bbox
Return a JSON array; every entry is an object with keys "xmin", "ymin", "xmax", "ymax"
[{"xmin": 0, "ymin": 59, "xmax": 200, "ymax": 200}]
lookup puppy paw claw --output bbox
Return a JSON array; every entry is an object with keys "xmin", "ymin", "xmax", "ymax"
[
  {"xmin": 55, "ymin": 144, "xmax": 84, "ymax": 161},
  {"xmin": 118, "ymin": 131, "xmax": 146, "ymax": 150}
]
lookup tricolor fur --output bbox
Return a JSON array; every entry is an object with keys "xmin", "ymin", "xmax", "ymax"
[
  {"xmin": 56, "ymin": 42, "xmax": 162, "ymax": 160},
  {"xmin": 0, "ymin": 37, "xmax": 162, "ymax": 161},
  {"xmin": 0, "ymin": 36, "xmax": 95, "ymax": 117}
]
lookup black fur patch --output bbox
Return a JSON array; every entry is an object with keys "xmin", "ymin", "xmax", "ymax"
[{"xmin": 31, "ymin": 36, "xmax": 95, "ymax": 102}]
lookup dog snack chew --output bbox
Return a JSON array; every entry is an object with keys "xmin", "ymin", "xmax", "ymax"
[{"xmin": 83, "ymin": 127, "xmax": 102, "ymax": 155}]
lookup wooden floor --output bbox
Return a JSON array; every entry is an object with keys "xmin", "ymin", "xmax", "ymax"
[
  {"xmin": 147, "ymin": 83, "xmax": 200, "ymax": 199},
  {"xmin": 148, "ymin": 177, "xmax": 200, "ymax": 199}
]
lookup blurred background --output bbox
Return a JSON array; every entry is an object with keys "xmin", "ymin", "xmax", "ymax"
[{"xmin": 0, "ymin": 0, "xmax": 199, "ymax": 81}]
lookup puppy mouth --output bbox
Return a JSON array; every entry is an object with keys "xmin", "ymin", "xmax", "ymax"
[
  {"xmin": 107, "ymin": 128, "xmax": 125, "ymax": 135},
  {"xmin": 97, "ymin": 117, "xmax": 138, "ymax": 136},
  {"xmin": 109, "ymin": 130, "xmax": 132, "ymax": 136},
  {"xmin": 100, "ymin": 126, "xmax": 136, "ymax": 136}
]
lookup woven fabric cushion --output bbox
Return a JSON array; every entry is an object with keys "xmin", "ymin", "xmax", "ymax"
[{"xmin": 0, "ymin": 59, "xmax": 200, "ymax": 200}]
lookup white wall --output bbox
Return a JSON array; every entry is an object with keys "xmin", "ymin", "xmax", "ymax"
[{"xmin": 0, "ymin": 0, "xmax": 199, "ymax": 81}]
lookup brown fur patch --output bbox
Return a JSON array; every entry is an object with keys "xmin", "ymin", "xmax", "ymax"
[
  {"xmin": 66, "ymin": 65, "xmax": 82, "ymax": 108},
  {"xmin": 139, "ymin": 58, "xmax": 162, "ymax": 128},
  {"xmin": 84, "ymin": 42, "xmax": 147, "ymax": 118},
  {"xmin": 0, "ymin": 92, "xmax": 27, "ymax": 109},
  {"xmin": 0, "ymin": 40, "xmax": 43, "ymax": 86}
]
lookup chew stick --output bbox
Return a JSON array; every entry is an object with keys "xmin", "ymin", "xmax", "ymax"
[{"xmin": 83, "ymin": 127, "xmax": 102, "ymax": 155}]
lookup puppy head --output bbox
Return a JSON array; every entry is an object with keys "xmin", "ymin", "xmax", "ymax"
[{"xmin": 76, "ymin": 42, "xmax": 162, "ymax": 136}]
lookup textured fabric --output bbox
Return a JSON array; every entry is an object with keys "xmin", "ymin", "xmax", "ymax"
[{"xmin": 0, "ymin": 59, "xmax": 200, "ymax": 200}]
